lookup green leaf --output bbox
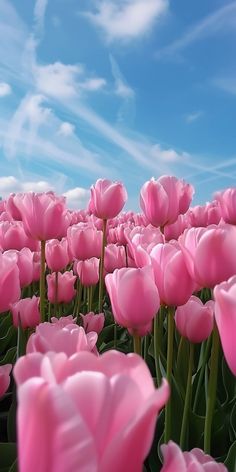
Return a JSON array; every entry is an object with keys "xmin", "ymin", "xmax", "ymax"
[
  {"xmin": 7, "ymin": 388, "xmax": 17, "ymax": 443},
  {"xmin": 9, "ymin": 459, "xmax": 18, "ymax": 472},
  {"xmin": 0, "ymin": 347, "xmax": 17, "ymax": 366},
  {"xmin": 16, "ymin": 324, "xmax": 27, "ymax": 359},
  {"xmin": 0, "ymin": 326, "xmax": 16, "ymax": 354},
  {"xmin": 224, "ymin": 439, "xmax": 236, "ymax": 472},
  {"xmin": 0, "ymin": 443, "xmax": 17, "ymax": 471}
]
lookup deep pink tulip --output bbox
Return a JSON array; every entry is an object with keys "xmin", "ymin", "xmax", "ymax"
[
  {"xmin": 47, "ymin": 271, "xmax": 76, "ymax": 304},
  {"xmin": 104, "ymin": 244, "xmax": 126, "ymax": 273},
  {"xmin": 214, "ymin": 187, "xmax": 236, "ymax": 224},
  {"xmin": 105, "ymin": 266, "xmax": 160, "ymax": 332},
  {"xmin": 6, "ymin": 193, "xmax": 23, "ymax": 220},
  {"xmin": 6, "ymin": 248, "xmax": 34, "ymax": 288},
  {"xmin": 26, "ymin": 321, "xmax": 98, "ymax": 356},
  {"xmin": 160, "ymin": 441, "xmax": 227, "ymax": 471},
  {"xmin": 89, "ymin": 178, "xmax": 128, "ymax": 219},
  {"xmin": 80, "ymin": 312, "xmax": 105, "ymax": 335},
  {"xmin": 107, "ymin": 223, "xmax": 131, "ymax": 245},
  {"xmin": 0, "ymin": 364, "xmax": 12, "ymax": 398},
  {"xmin": 45, "ymin": 238, "xmax": 70, "ymax": 272},
  {"xmin": 67, "ymin": 223, "xmax": 102, "ymax": 260},
  {"xmin": 150, "ymin": 242, "xmax": 194, "ymax": 306},
  {"xmin": 0, "ymin": 252, "xmax": 20, "ymax": 313},
  {"xmin": 214, "ymin": 275, "xmax": 236, "ymax": 376},
  {"xmin": 140, "ymin": 176, "xmax": 194, "ymax": 227},
  {"xmin": 175, "ymin": 296, "xmax": 214, "ymax": 343},
  {"xmin": 0, "ymin": 221, "xmax": 39, "ymax": 251},
  {"xmin": 179, "ymin": 224, "xmax": 236, "ymax": 288},
  {"xmin": 10, "ymin": 296, "xmax": 40, "ymax": 329},
  {"xmin": 14, "ymin": 350, "xmax": 169, "ymax": 472},
  {"xmin": 13, "ymin": 192, "xmax": 71, "ymax": 240},
  {"xmin": 76, "ymin": 257, "xmax": 100, "ymax": 286}
]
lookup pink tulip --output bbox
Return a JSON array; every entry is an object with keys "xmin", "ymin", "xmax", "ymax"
[
  {"xmin": 76, "ymin": 257, "xmax": 100, "ymax": 286},
  {"xmin": 175, "ymin": 296, "xmax": 214, "ymax": 343},
  {"xmin": 26, "ymin": 321, "xmax": 98, "ymax": 356},
  {"xmin": 0, "ymin": 221, "xmax": 39, "ymax": 251},
  {"xmin": 10, "ymin": 296, "xmax": 40, "ymax": 329},
  {"xmin": 14, "ymin": 350, "xmax": 169, "ymax": 472},
  {"xmin": 0, "ymin": 252, "xmax": 20, "ymax": 313},
  {"xmin": 214, "ymin": 275, "xmax": 236, "ymax": 376},
  {"xmin": 6, "ymin": 248, "xmax": 34, "ymax": 288},
  {"xmin": 13, "ymin": 192, "xmax": 70, "ymax": 240},
  {"xmin": 150, "ymin": 242, "xmax": 194, "ymax": 306},
  {"xmin": 105, "ymin": 266, "xmax": 160, "ymax": 333},
  {"xmin": 45, "ymin": 238, "xmax": 70, "ymax": 272},
  {"xmin": 107, "ymin": 223, "xmax": 130, "ymax": 245},
  {"xmin": 140, "ymin": 176, "xmax": 194, "ymax": 227},
  {"xmin": 104, "ymin": 244, "xmax": 126, "ymax": 273},
  {"xmin": 214, "ymin": 187, "xmax": 236, "ymax": 224},
  {"xmin": 47, "ymin": 271, "xmax": 76, "ymax": 304},
  {"xmin": 164, "ymin": 214, "xmax": 189, "ymax": 241},
  {"xmin": 89, "ymin": 178, "xmax": 128, "ymax": 219},
  {"xmin": 32, "ymin": 251, "xmax": 41, "ymax": 282},
  {"xmin": 160, "ymin": 441, "xmax": 227, "ymax": 471},
  {"xmin": 80, "ymin": 312, "xmax": 105, "ymax": 335},
  {"xmin": 179, "ymin": 224, "xmax": 236, "ymax": 288},
  {"xmin": 0, "ymin": 364, "xmax": 12, "ymax": 397},
  {"xmin": 6, "ymin": 193, "xmax": 23, "ymax": 220},
  {"xmin": 67, "ymin": 223, "xmax": 102, "ymax": 260},
  {"xmin": 126, "ymin": 225, "xmax": 164, "ymax": 268},
  {"xmin": 188, "ymin": 201, "xmax": 221, "ymax": 227}
]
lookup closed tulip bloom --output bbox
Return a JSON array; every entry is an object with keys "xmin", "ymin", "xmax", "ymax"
[
  {"xmin": 26, "ymin": 322, "xmax": 98, "ymax": 356},
  {"xmin": 13, "ymin": 192, "xmax": 70, "ymax": 241},
  {"xmin": 140, "ymin": 176, "xmax": 194, "ymax": 228},
  {"xmin": 0, "ymin": 252, "xmax": 20, "ymax": 313},
  {"xmin": 6, "ymin": 248, "xmax": 34, "ymax": 288},
  {"xmin": 188, "ymin": 201, "xmax": 221, "ymax": 227},
  {"xmin": 32, "ymin": 251, "xmax": 41, "ymax": 282},
  {"xmin": 45, "ymin": 238, "xmax": 70, "ymax": 272},
  {"xmin": 0, "ymin": 221, "xmax": 39, "ymax": 251},
  {"xmin": 150, "ymin": 242, "xmax": 194, "ymax": 306},
  {"xmin": 104, "ymin": 244, "xmax": 126, "ymax": 273},
  {"xmin": 89, "ymin": 178, "xmax": 128, "ymax": 219},
  {"xmin": 214, "ymin": 275, "xmax": 236, "ymax": 376},
  {"xmin": 214, "ymin": 187, "xmax": 236, "ymax": 224},
  {"xmin": 164, "ymin": 214, "xmax": 190, "ymax": 241},
  {"xmin": 47, "ymin": 271, "xmax": 76, "ymax": 304},
  {"xmin": 105, "ymin": 266, "xmax": 160, "ymax": 332},
  {"xmin": 175, "ymin": 296, "xmax": 214, "ymax": 343},
  {"xmin": 80, "ymin": 312, "xmax": 105, "ymax": 335},
  {"xmin": 14, "ymin": 350, "xmax": 169, "ymax": 472},
  {"xmin": 67, "ymin": 223, "xmax": 102, "ymax": 260},
  {"xmin": 6, "ymin": 193, "xmax": 23, "ymax": 220},
  {"xmin": 160, "ymin": 441, "xmax": 227, "ymax": 471},
  {"xmin": 10, "ymin": 296, "xmax": 40, "ymax": 329},
  {"xmin": 0, "ymin": 364, "xmax": 12, "ymax": 398},
  {"xmin": 179, "ymin": 224, "xmax": 236, "ymax": 288},
  {"xmin": 76, "ymin": 257, "xmax": 99, "ymax": 286},
  {"xmin": 126, "ymin": 225, "xmax": 164, "ymax": 268}
]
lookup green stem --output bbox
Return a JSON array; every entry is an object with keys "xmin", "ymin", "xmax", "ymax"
[
  {"xmin": 40, "ymin": 240, "xmax": 46, "ymax": 322},
  {"xmin": 75, "ymin": 279, "xmax": 82, "ymax": 322},
  {"xmin": 164, "ymin": 305, "xmax": 175, "ymax": 443},
  {"xmin": 114, "ymin": 323, "xmax": 117, "ymax": 349},
  {"xmin": 180, "ymin": 342, "xmax": 194, "ymax": 449},
  {"xmin": 193, "ymin": 336, "xmax": 211, "ymax": 412},
  {"xmin": 143, "ymin": 335, "xmax": 149, "ymax": 363},
  {"xmin": 154, "ymin": 311, "xmax": 162, "ymax": 387},
  {"xmin": 88, "ymin": 286, "xmax": 93, "ymax": 312},
  {"xmin": 133, "ymin": 333, "xmax": 141, "ymax": 355},
  {"xmin": 54, "ymin": 271, "xmax": 59, "ymax": 317},
  {"xmin": 98, "ymin": 219, "xmax": 107, "ymax": 313},
  {"xmin": 204, "ymin": 324, "xmax": 220, "ymax": 454}
]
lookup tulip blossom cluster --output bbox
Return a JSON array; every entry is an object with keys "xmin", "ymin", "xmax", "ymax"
[{"xmin": 0, "ymin": 176, "xmax": 235, "ymax": 471}]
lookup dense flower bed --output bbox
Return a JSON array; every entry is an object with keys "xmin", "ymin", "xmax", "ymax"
[{"xmin": 0, "ymin": 176, "xmax": 235, "ymax": 471}]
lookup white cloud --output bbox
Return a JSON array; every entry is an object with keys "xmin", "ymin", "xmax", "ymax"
[
  {"xmin": 110, "ymin": 55, "xmax": 135, "ymax": 98},
  {"xmin": 150, "ymin": 143, "xmax": 188, "ymax": 162},
  {"xmin": 83, "ymin": 0, "xmax": 168, "ymax": 42},
  {"xmin": 213, "ymin": 77, "xmax": 236, "ymax": 96},
  {"xmin": 34, "ymin": 62, "xmax": 84, "ymax": 98},
  {"xmin": 155, "ymin": 2, "xmax": 236, "ymax": 60},
  {"xmin": 0, "ymin": 82, "xmax": 11, "ymax": 97},
  {"xmin": 185, "ymin": 111, "xmax": 203, "ymax": 123},
  {"xmin": 58, "ymin": 122, "xmax": 75, "ymax": 137},
  {"xmin": 79, "ymin": 77, "xmax": 107, "ymax": 91},
  {"xmin": 34, "ymin": 0, "xmax": 48, "ymax": 37},
  {"xmin": 63, "ymin": 187, "xmax": 90, "ymax": 210},
  {"xmin": 0, "ymin": 175, "xmax": 55, "ymax": 199}
]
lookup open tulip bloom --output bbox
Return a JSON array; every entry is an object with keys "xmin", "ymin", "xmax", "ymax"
[{"xmin": 0, "ymin": 179, "xmax": 235, "ymax": 471}]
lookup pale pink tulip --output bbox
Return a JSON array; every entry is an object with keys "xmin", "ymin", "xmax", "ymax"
[
  {"xmin": 47, "ymin": 271, "xmax": 76, "ymax": 304},
  {"xmin": 10, "ymin": 296, "xmax": 40, "ymax": 329},
  {"xmin": 0, "ymin": 252, "xmax": 20, "ymax": 313},
  {"xmin": 214, "ymin": 275, "xmax": 236, "ymax": 376},
  {"xmin": 14, "ymin": 350, "xmax": 169, "ymax": 472},
  {"xmin": 89, "ymin": 178, "xmax": 127, "ymax": 219},
  {"xmin": 140, "ymin": 176, "xmax": 194, "ymax": 227},
  {"xmin": 76, "ymin": 257, "xmax": 100, "ymax": 286},
  {"xmin": 175, "ymin": 296, "xmax": 214, "ymax": 343},
  {"xmin": 160, "ymin": 441, "xmax": 227, "ymax": 471},
  {"xmin": 214, "ymin": 187, "xmax": 236, "ymax": 224},
  {"xmin": 104, "ymin": 244, "xmax": 126, "ymax": 273},
  {"xmin": 45, "ymin": 238, "xmax": 70, "ymax": 272},
  {"xmin": 0, "ymin": 221, "xmax": 39, "ymax": 251},
  {"xmin": 80, "ymin": 312, "xmax": 105, "ymax": 335},
  {"xmin": 5, "ymin": 248, "xmax": 34, "ymax": 288},
  {"xmin": 0, "ymin": 364, "xmax": 12, "ymax": 397},
  {"xmin": 67, "ymin": 223, "xmax": 102, "ymax": 260},
  {"xmin": 105, "ymin": 266, "xmax": 160, "ymax": 333}
]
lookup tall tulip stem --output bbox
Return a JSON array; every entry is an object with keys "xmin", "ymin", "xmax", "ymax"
[
  {"xmin": 133, "ymin": 333, "xmax": 141, "ymax": 356},
  {"xmin": 164, "ymin": 305, "xmax": 175, "ymax": 443},
  {"xmin": 204, "ymin": 324, "xmax": 220, "ymax": 453},
  {"xmin": 40, "ymin": 240, "xmax": 46, "ymax": 322},
  {"xmin": 180, "ymin": 342, "xmax": 194, "ymax": 449},
  {"xmin": 98, "ymin": 219, "xmax": 107, "ymax": 313}
]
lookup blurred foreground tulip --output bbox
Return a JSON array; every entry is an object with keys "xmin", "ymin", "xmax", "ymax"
[{"xmin": 160, "ymin": 441, "xmax": 227, "ymax": 471}]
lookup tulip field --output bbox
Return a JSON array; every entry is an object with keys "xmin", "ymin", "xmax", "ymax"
[{"xmin": 1, "ymin": 176, "xmax": 236, "ymax": 471}]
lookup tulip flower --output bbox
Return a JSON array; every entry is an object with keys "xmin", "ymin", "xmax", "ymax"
[
  {"xmin": 89, "ymin": 178, "xmax": 127, "ymax": 219},
  {"xmin": 47, "ymin": 271, "xmax": 76, "ymax": 304},
  {"xmin": 80, "ymin": 312, "xmax": 105, "ymax": 335},
  {"xmin": 76, "ymin": 257, "xmax": 100, "ymax": 286},
  {"xmin": 0, "ymin": 220, "xmax": 39, "ymax": 251},
  {"xmin": 214, "ymin": 187, "xmax": 236, "ymax": 224},
  {"xmin": 10, "ymin": 296, "xmax": 40, "ymax": 329},
  {"xmin": 140, "ymin": 176, "xmax": 194, "ymax": 228},
  {"xmin": 175, "ymin": 296, "xmax": 214, "ymax": 343},
  {"xmin": 160, "ymin": 441, "xmax": 227, "ymax": 471},
  {"xmin": 0, "ymin": 364, "xmax": 12, "ymax": 398},
  {"xmin": 5, "ymin": 248, "xmax": 34, "ymax": 288},
  {"xmin": 67, "ymin": 223, "xmax": 102, "ymax": 260},
  {"xmin": 45, "ymin": 238, "xmax": 70, "ymax": 272},
  {"xmin": 0, "ymin": 252, "xmax": 20, "ymax": 313},
  {"xmin": 104, "ymin": 244, "xmax": 126, "ymax": 273},
  {"xmin": 14, "ymin": 350, "xmax": 169, "ymax": 472}
]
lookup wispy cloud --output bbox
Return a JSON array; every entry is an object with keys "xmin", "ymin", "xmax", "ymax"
[
  {"xmin": 110, "ymin": 55, "xmax": 135, "ymax": 98},
  {"xmin": 57, "ymin": 122, "xmax": 75, "ymax": 137},
  {"xmin": 82, "ymin": 0, "xmax": 168, "ymax": 42},
  {"xmin": 185, "ymin": 111, "xmax": 203, "ymax": 123},
  {"xmin": 213, "ymin": 76, "xmax": 236, "ymax": 96},
  {"xmin": 155, "ymin": 1, "xmax": 236, "ymax": 60},
  {"xmin": 0, "ymin": 82, "xmax": 11, "ymax": 97},
  {"xmin": 33, "ymin": 0, "xmax": 48, "ymax": 37}
]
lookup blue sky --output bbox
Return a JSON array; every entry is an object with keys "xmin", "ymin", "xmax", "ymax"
[{"xmin": 0, "ymin": 0, "xmax": 236, "ymax": 210}]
